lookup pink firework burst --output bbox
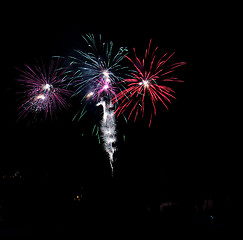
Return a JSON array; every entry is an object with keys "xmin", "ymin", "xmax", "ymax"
[
  {"xmin": 17, "ymin": 59, "xmax": 71, "ymax": 120},
  {"xmin": 112, "ymin": 39, "xmax": 186, "ymax": 127},
  {"xmin": 84, "ymin": 69, "xmax": 118, "ymax": 102}
]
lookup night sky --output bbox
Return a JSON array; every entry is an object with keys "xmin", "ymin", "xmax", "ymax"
[{"xmin": 1, "ymin": 2, "xmax": 238, "ymax": 236}]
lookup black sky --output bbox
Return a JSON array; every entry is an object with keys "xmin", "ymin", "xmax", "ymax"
[{"xmin": 2, "ymin": 2, "xmax": 238, "ymax": 202}]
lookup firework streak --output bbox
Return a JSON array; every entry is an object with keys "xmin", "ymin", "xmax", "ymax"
[{"xmin": 96, "ymin": 100, "xmax": 116, "ymax": 175}]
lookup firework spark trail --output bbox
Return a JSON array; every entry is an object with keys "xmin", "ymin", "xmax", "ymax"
[{"xmin": 97, "ymin": 100, "xmax": 116, "ymax": 175}]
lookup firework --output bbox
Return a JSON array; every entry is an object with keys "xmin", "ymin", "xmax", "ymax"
[
  {"xmin": 67, "ymin": 34, "xmax": 128, "ymax": 174},
  {"xmin": 97, "ymin": 100, "xmax": 116, "ymax": 175},
  {"xmin": 112, "ymin": 39, "xmax": 186, "ymax": 127},
  {"xmin": 17, "ymin": 58, "xmax": 71, "ymax": 121},
  {"xmin": 69, "ymin": 34, "xmax": 129, "ymax": 121}
]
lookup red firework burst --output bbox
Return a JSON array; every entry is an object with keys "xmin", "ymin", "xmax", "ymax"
[{"xmin": 112, "ymin": 39, "xmax": 186, "ymax": 127}]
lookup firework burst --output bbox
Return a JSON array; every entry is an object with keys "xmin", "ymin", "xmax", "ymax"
[
  {"xmin": 112, "ymin": 39, "xmax": 186, "ymax": 127},
  {"xmin": 17, "ymin": 58, "xmax": 71, "ymax": 121},
  {"xmin": 69, "ymin": 34, "xmax": 129, "ymax": 120}
]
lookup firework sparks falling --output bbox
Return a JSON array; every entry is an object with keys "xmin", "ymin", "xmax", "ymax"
[
  {"xmin": 97, "ymin": 100, "xmax": 117, "ymax": 174},
  {"xmin": 112, "ymin": 39, "xmax": 186, "ymax": 127},
  {"xmin": 17, "ymin": 59, "xmax": 71, "ymax": 120}
]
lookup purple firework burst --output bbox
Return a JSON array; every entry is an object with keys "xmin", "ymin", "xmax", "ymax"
[{"xmin": 17, "ymin": 59, "xmax": 71, "ymax": 121}]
